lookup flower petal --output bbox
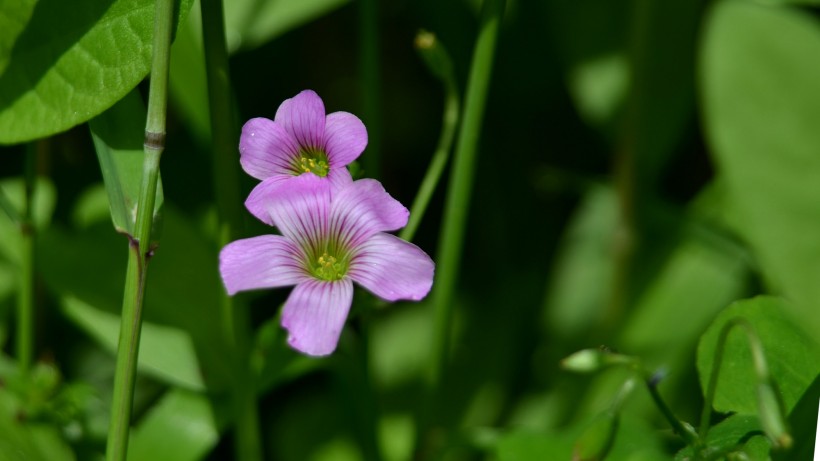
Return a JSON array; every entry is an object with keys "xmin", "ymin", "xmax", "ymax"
[
  {"xmin": 349, "ymin": 233, "xmax": 434, "ymax": 302},
  {"xmin": 219, "ymin": 235, "xmax": 309, "ymax": 295},
  {"xmin": 275, "ymin": 90, "xmax": 326, "ymax": 149},
  {"xmin": 331, "ymin": 179, "xmax": 409, "ymax": 249},
  {"xmin": 324, "ymin": 111, "xmax": 367, "ymax": 167},
  {"xmin": 326, "ymin": 165, "xmax": 353, "ymax": 192},
  {"xmin": 239, "ymin": 117, "xmax": 300, "ymax": 180},
  {"xmin": 281, "ymin": 279, "xmax": 354, "ymax": 356},
  {"xmin": 244, "ymin": 174, "xmax": 291, "ymax": 226},
  {"xmin": 261, "ymin": 173, "xmax": 331, "ymax": 247}
]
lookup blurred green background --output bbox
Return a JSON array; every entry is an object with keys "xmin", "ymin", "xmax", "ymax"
[{"xmin": 2, "ymin": 0, "xmax": 820, "ymax": 459}]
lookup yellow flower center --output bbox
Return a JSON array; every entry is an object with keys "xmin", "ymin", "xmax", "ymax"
[
  {"xmin": 296, "ymin": 148, "xmax": 329, "ymax": 177},
  {"xmin": 312, "ymin": 252, "xmax": 346, "ymax": 281}
]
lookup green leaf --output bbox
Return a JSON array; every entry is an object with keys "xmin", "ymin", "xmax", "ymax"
[
  {"xmin": 700, "ymin": 0, "xmax": 820, "ymax": 335},
  {"xmin": 697, "ymin": 296, "xmax": 820, "ymax": 415},
  {"xmin": 127, "ymin": 389, "xmax": 219, "ymax": 461},
  {"xmin": 61, "ymin": 295, "xmax": 205, "ymax": 392},
  {"xmin": 0, "ymin": 0, "xmax": 193, "ymax": 144},
  {"xmin": 89, "ymin": 89, "xmax": 164, "ymax": 240},
  {"xmin": 0, "ymin": 387, "xmax": 75, "ymax": 461},
  {"xmin": 676, "ymin": 414, "xmax": 771, "ymax": 461}
]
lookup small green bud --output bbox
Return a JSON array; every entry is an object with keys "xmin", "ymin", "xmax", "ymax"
[
  {"xmin": 756, "ymin": 382, "xmax": 792, "ymax": 449},
  {"xmin": 561, "ymin": 347, "xmax": 638, "ymax": 373}
]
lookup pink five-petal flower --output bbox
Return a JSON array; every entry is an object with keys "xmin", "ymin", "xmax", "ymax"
[
  {"xmin": 219, "ymin": 174, "xmax": 434, "ymax": 356},
  {"xmin": 239, "ymin": 90, "xmax": 368, "ymax": 225}
]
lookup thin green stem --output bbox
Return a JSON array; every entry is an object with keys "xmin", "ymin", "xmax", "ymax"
[
  {"xmin": 105, "ymin": 1, "xmax": 173, "ymax": 460},
  {"xmin": 16, "ymin": 143, "xmax": 37, "ymax": 374},
  {"xmin": 426, "ymin": 0, "xmax": 504, "ymax": 401},
  {"xmin": 645, "ymin": 374, "xmax": 699, "ymax": 446},
  {"xmin": 359, "ymin": 0, "xmax": 380, "ymax": 178},
  {"xmin": 418, "ymin": 0, "xmax": 504, "ymax": 455},
  {"xmin": 399, "ymin": 32, "xmax": 459, "ymax": 243},
  {"xmin": 200, "ymin": 0, "xmax": 262, "ymax": 459}
]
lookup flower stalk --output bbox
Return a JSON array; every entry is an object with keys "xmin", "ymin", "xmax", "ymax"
[
  {"xmin": 105, "ymin": 1, "xmax": 173, "ymax": 460},
  {"xmin": 399, "ymin": 31, "xmax": 459, "ymax": 243},
  {"xmin": 200, "ymin": 0, "xmax": 263, "ymax": 459}
]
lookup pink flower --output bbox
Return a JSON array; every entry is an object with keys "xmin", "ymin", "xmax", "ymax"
[
  {"xmin": 219, "ymin": 174, "xmax": 434, "ymax": 356},
  {"xmin": 239, "ymin": 90, "xmax": 367, "ymax": 225}
]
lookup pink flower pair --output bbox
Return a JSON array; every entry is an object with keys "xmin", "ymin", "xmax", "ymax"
[{"xmin": 219, "ymin": 90, "xmax": 434, "ymax": 356}]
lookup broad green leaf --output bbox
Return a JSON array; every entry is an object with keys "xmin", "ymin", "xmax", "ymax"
[
  {"xmin": 89, "ymin": 89, "xmax": 164, "ymax": 240},
  {"xmin": 0, "ymin": 0, "xmax": 36, "ymax": 75},
  {"xmin": 61, "ymin": 295, "xmax": 205, "ymax": 392},
  {"xmin": 128, "ymin": 390, "xmax": 219, "ymax": 461},
  {"xmin": 675, "ymin": 414, "xmax": 771, "ymax": 461},
  {"xmin": 697, "ymin": 296, "xmax": 820, "ymax": 415},
  {"xmin": 0, "ymin": 387, "xmax": 75, "ymax": 461},
  {"xmin": 0, "ymin": 0, "xmax": 193, "ymax": 144},
  {"xmin": 700, "ymin": 0, "xmax": 820, "ymax": 335}
]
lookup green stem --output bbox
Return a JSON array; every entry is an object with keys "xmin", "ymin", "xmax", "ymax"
[
  {"xmin": 645, "ymin": 373, "xmax": 699, "ymax": 446},
  {"xmin": 105, "ymin": 1, "xmax": 173, "ymax": 460},
  {"xmin": 419, "ymin": 0, "xmax": 504, "ymax": 453},
  {"xmin": 359, "ymin": 0, "xmax": 380, "ymax": 178},
  {"xmin": 200, "ymin": 0, "xmax": 262, "ymax": 459},
  {"xmin": 399, "ymin": 32, "xmax": 459, "ymax": 243},
  {"xmin": 16, "ymin": 143, "xmax": 37, "ymax": 374}
]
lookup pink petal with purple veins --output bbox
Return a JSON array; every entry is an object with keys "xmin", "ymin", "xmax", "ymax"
[
  {"xmin": 330, "ymin": 179, "xmax": 409, "ymax": 248},
  {"xmin": 349, "ymin": 233, "xmax": 434, "ymax": 302},
  {"xmin": 275, "ymin": 90, "xmax": 326, "ymax": 149},
  {"xmin": 239, "ymin": 118, "xmax": 300, "ymax": 180},
  {"xmin": 262, "ymin": 174, "xmax": 331, "ymax": 247},
  {"xmin": 244, "ymin": 175, "xmax": 291, "ymax": 226},
  {"xmin": 281, "ymin": 279, "xmax": 354, "ymax": 356},
  {"xmin": 219, "ymin": 235, "xmax": 310, "ymax": 295},
  {"xmin": 324, "ymin": 112, "xmax": 367, "ymax": 167}
]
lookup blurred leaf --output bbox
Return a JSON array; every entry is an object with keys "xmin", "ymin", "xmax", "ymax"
[
  {"xmin": 0, "ymin": 0, "xmax": 193, "ymax": 144},
  {"xmin": 71, "ymin": 183, "xmax": 114, "ymax": 229},
  {"xmin": 168, "ymin": 2, "xmax": 210, "ymax": 144},
  {"xmin": 542, "ymin": 186, "xmax": 616, "ymax": 338},
  {"xmin": 0, "ymin": 177, "xmax": 56, "ymax": 266},
  {"xmin": 697, "ymin": 296, "xmax": 820, "ymax": 415},
  {"xmin": 38, "ymin": 202, "xmax": 234, "ymax": 392},
  {"xmin": 496, "ymin": 415, "xmax": 665, "ymax": 461},
  {"xmin": 626, "ymin": 0, "xmax": 703, "ymax": 187},
  {"xmin": 496, "ymin": 431, "xmax": 574, "ymax": 461},
  {"xmin": 568, "ymin": 53, "xmax": 629, "ymax": 127},
  {"xmin": 701, "ymin": 0, "xmax": 820, "ymax": 335},
  {"xmin": 675, "ymin": 414, "xmax": 771, "ymax": 461},
  {"xmin": 0, "ymin": 387, "xmax": 75, "ymax": 461},
  {"xmin": 127, "ymin": 389, "xmax": 219, "ymax": 461},
  {"xmin": 225, "ymin": 0, "xmax": 349, "ymax": 52},
  {"xmin": 620, "ymin": 234, "xmax": 747, "ymax": 357},
  {"xmin": 370, "ymin": 304, "xmax": 432, "ymax": 388},
  {"xmin": 61, "ymin": 295, "xmax": 205, "ymax": 392},
  {"xmin": 89, "ymin": 89, "xmax": 164, "ymax": 241}
]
